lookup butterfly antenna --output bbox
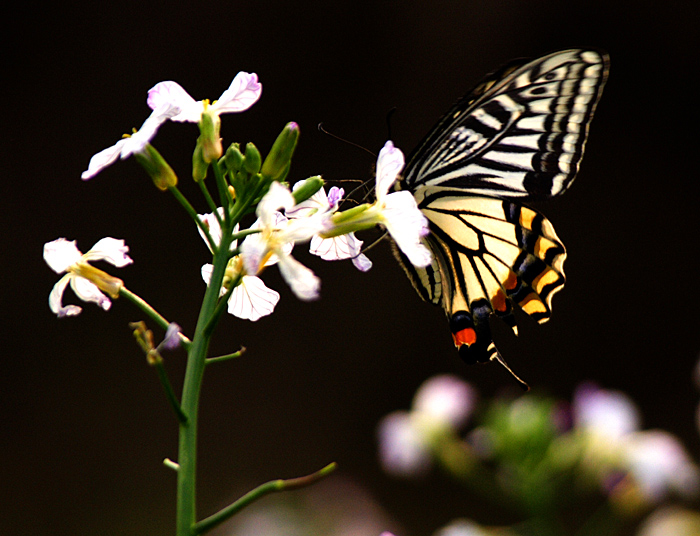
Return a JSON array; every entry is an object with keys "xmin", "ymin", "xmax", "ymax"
[
  {"xmin": 491, "ymin": 350, "xmax": 530, "ymax": 391},
  {"xmin": 318, "ymin": 123, "xmax": 376, "ymax": 158},
  {"xmin": 360, "ymin": 230, "xmax": 390, "ymax": 254}
]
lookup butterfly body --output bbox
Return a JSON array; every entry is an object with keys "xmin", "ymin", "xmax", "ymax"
[{"xmin": 395, "ymin": 49, "xmax": 609, "ymax": 366}]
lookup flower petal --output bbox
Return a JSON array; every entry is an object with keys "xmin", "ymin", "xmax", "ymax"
[
  {"xmin": 198, "ymin": 208, "xmax": 233, "ymax": 251},
  {"xmin": 81, "ymin": 138, "xmax": 130, "ymax": 180},
  {"xmin": 147, "ymin": 81, "xmax": 201, "ymax": 123},
  {"xmin": 70, "ymin": 276, "xmax": 111, "ymax": 311},
  {"xmin": 277, "ymin": 255, "xmax": 320, "ymax": 301},
  {"xmin": 121, "ymin": 104, "xmax": 181, "ymax": 157},
  {"xmin": 227, "ymin": 275, "xmax": 280, "ymax": 321},
  {"xmin": 257, "ymin": 182, "xmax": 296, "ymax": 227},
  {"xmin": 212, "ymin": 72, "xmax": 262, "ymax": 114},
  {"xmin": 382, "ymin": 191, "xmax": 431, "ymax": 267},
  {"xmin": 82, "ymin": 238, "xmax": 133, "ymax": 267},
  {"xmin": 44, "ymin": 238, "xmax": 82, "ymax": 274},
  {"xmin": 49, "ymin": 274, "xmax": 82, "ymax": 317},
  {"xmin": 375, "ymin": 141, "xmax": 404, "ymax": 200}
]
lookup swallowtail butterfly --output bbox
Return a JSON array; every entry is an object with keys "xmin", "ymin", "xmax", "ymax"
[{"xmin": 394, "ymin": 49, "xmax": 609, "ymax": 382}]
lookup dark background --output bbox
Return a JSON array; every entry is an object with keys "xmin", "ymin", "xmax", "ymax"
[{"xmin": 3, "ymin": 1, "xmax": 699, "ymax": 534}]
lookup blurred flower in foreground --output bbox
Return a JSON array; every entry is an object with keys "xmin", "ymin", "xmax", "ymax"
[
  {"xmin": 44, "ymin": 237, "xmax": 132, "ymax": 317},
  {"xmin": 636, "ymin": 506, "xmax": 700, "ymax": 536},
  {"xmin": 377, "ymin": 375, "xmax": 476, "ymax": 477}
]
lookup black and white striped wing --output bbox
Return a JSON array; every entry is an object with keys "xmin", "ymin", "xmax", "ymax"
[
  {"xmin": 403, "ymin": 49, "xmax": 608, "ymax": 199},
  {"xmin": 396, "ymin": 49, "xmax": 608, "ymax": 366}
]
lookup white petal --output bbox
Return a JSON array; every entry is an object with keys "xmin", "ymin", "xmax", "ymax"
[
  {"xmin": 281, "ymin": 213, "xmax": 328, "ymax": 244},
  {"xmin": 44, "ymin": 238, "xmax": 82, "ymax": 274},
  {"xmin": 227, "ymin": 275, "xmax": 280, "ymax": 321},
  {"xmin": 147, "ymin": 81, "xmax": 201, "ymax": 123},
  {"xmin": 573, "ymin": 383, "xmax": 641, "ymax": 440},
  {"xmin": 375, "ymin": 141, "xmax": 404, "ymax": 200},
  {"xmin": 287, "ymin": 181, "xmax": 330, "ymax": 218},
  {"xmin": 121, "ymin": 105, "xmax": 180, "ymax": 157},
  {"xmin": 377, "ymin": 411, "xmax": 431, "ymax": 477},
  {"xmin": 81, "ymin": 138, "xmax": 130, "ymax": 180},
  {"xmin": 83, "ymin": 238, "xmax": 133, "ymax": 267},
  {"xmin": 382, "ymin": 191, "xmax": 431, "ymax": 267},
  {"xmin": 198, "ymin": 208, "xmax": 232, "ymax": 251},
  {"xmin": 49, "ymin": 274, "xmax": 82, "ymax": 317},
  {"xmin": 277, "ymin": 255, "xmax": 320, "ymax": 301},
  {"xmin": 201, "ymin": 264, "xmax": 214, "ymax": 285},
  {"xmin": 412, "ymin": 375, "xmax": 477, "ymax": 429},
  {"xmin": 70, "ymin": 276, "xmax": 111, "ymax": 311},
  {"xmin": 352, "ymin": 253, "xmax": 373, "ymax": 272},
  {"xmin": 257, "ymin": 182, "xmax": 295, "ymax": 227},
  {"xmin": 212, "ymin": 72, "xmax": 262, "ymax": 113},
  {"xmin": 240, "ymin": 233, "xmax": 267, "ymax": 275}
]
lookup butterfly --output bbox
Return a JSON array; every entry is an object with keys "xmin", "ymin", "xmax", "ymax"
[{"xmin": 393, "ymin": 49, "xmax": 609, "ymax": 384}]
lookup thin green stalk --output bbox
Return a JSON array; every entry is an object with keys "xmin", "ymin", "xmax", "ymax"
[
  {"xmin": 169, "ymin": 185, "xmax": 218, "ymax": 254},
  {"xmin": 119, "ymin": 287, "xmax": 191, "ymax": 349},
  {"xmin": 175, "ymin": 224, "xmax": 235, "ymax": 536},
  {"xmin": 192, "ymin": 463, "xmax": 337, "ymax": 535},
  {"xmin": 205, "ymin": 347, "xmax": 246, "ymax": 365},
  {"xmin": 197, "ymin": 179, "xmax": 220, "ymax": 216}
]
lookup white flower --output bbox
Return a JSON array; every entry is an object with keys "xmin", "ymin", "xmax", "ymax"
[
  {"xmin": 377, "ymin": 410, "xmax": 432, "ymax": 477},
  {"xmin": 288, "ymin": 181, "xmax": 372, "ymax": 272},
  {"xmin": 198, "ymin": 209, "xmax": 280, "ymax": 321},
  {"xmin": 412, "ymin": 375, "xmax": 477, "ymax": 430},
  {"xmin": 573, "ymin": 383, "xmax": 641, "ymax": 440},
  {"xmin": 624, "ymin": 430, "xmax": 700, "ymax": 502},
  {"xmin": 368, "ymin": 141, "xmax": 431, "ymax": 267},
  {"xmin": 240, "ymin": 182, "xmax": 325, "ymax": 301},
  {"xmin": 43, "ymin": 237, "xmax": 133, "ymax": 317},
  {"xmin": 81, "ymin": 103, "xmax": 181, "ymax": 180},
  {"xmin": 147, "ymin": 72, "xmax": 261, "ymax": 123}
]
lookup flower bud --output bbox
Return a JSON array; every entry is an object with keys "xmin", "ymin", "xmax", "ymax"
[
  {"xmin": 199, "ymin": 109, "xmax": 223, "ymax": 162},
  {"xmin": 243, "ymin": 142, "xmax": 262, "ymax": 174},
  {"xmin": 292, "ymin": 176, "xmax": 324, "ymax": 205},
  {"xmin": 261, "ymin": 122, "xmax": 299, "ymax": 181},
  {"xmin": 192, "ymin": 139, "xmax": 209, "ymax": 182},
  {"xmin": 224, "ymin": 143, "xmax": 244, "ymax": 173},
  {"xmin": 133, "ymin": 144, "xmax": 178, "ymax": 190}
]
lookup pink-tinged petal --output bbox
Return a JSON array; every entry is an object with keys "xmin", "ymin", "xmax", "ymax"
[
  {"xmin": 44, "ymin": 238, "xmax": 82, "ymax": 274},
  {"xmin": 240, "ymin": 233, "xmax": 267, "ymax": 275},
  {"xmin": 327, "ymin": 186, "xmax": 345, "ymax": 208},
  {"xmin": 228, "ymin": 275, "xmax": 280, "ymax": 321},
  {"xmin": 375, "ymin": 141, "xmax": 404, "ymax": 200},
  {"xmin": 70, "ymin": 276, "xmax": 111, "ymax": 311},
  {"xmin": 81, "ymin": 138, "xmax": 130, "ymax": 180},
  {"xmin": 277, "ymin": 255, "xmax": 320, "ymax": 301},
  {"xmin": 287, "ymin": 182, "xmax": 330, "ymax": 218},
  {"xmin": 377, "ymin": 411, "xmax": 431, "ymax": 477},
  {"xmin": 352, "ymin": 253, "xmax": 373, "ymax": 272},
  {"xmin": 213, "ymin": 72, "xmax": 262, "ymax": 113},
  {"xmin": 160, "ymin": 323, "xmax": 183, "ymax": 351},
  {"xmin": 49, "ymin": 274, "xmax": 82, "ymax": 317},
  {"xmin": 82, "ymin": 238, "xmax": 133, "ymax": 267},
  {"xmin": 147, "ymin": 81, "xmax": 201, "ymax": 122}
]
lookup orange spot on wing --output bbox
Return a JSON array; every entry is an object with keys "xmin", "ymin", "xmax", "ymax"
[
  {"xmin": 504, "ymin": 271, "xmax": 518, "ymax": 291},
  {"xmin": 452, "ymin": 328, "xmax": 477, "ymax": 347},
  {"xmin": 491, "ymin": 289, "xmax": 508, "ymax": 312}
]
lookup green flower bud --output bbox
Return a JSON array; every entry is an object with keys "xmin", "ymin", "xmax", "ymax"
[
  {"xmin": 224, "ymin": 143, "xmax": 244, "ymax": 173},
  {"xmin": 192, "ymin": 138, "xmax": 209, "ymax": 182},
  {"xmin": 243, "ymin": 142, "xmax": 262, "ymax": 174},
  {"xmin": 292, "ymin": 175, "xmax": 324, "ymax": 205},
  {"xmin": 133, "ymin": 143, "xmax": 178, "ymax": 191},
  {"xmin": 261, "ymin": 122, "xmax": 299, "ymax": 181}
]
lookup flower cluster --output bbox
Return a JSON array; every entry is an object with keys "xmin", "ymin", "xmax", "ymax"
[
  {"xmin": 45, "ymin": 74, "xmax": 432, "ymax": 320},
  {"xmin": 377, "ymin": 376, "xmax": 700, "ymax": 535}
]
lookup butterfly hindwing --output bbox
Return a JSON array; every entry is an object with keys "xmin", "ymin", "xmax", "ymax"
[{"xmin": 396, "ymin": 49, "xmax": 608, "ymax": 365}]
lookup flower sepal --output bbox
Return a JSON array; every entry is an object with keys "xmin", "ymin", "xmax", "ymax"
[
  {"xmin": 133, "ymin": 143, "xmax": 178, "ymax": 190},
  {"xmin": 261, "ymin": 122, "xmax": 299, "ymax": 182},
  {"xmin": 291, "ymin": 176, "xmax": 324, "ymax": 205}
]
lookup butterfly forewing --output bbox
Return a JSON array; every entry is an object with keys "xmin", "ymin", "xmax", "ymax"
[
  {"xmin": 396, "ymin": 49, "xmax": 607, "ymax": 366},
  {"xmin": 403, "ymin": 49, "xmax": 608, "ymax": 199}
]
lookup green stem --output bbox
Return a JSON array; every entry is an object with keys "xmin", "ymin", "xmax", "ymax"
[
  {"xmin": 176, "ymin": 224, "xmax": 235, "ymax": 536},
  {"xmin": 119, "ymin": 287, "xmax": 191, "ymax": 349},
  {"xmin": 205, "ymin": 347, "xmax": 246, "ymax": 365},
  {"xmin": 192, "ymin": 463, "xmax": 337, "ymax": 535},
  {"xmin": 198, "ymin": 179, "xmax": 219, "ymax": 216}
]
